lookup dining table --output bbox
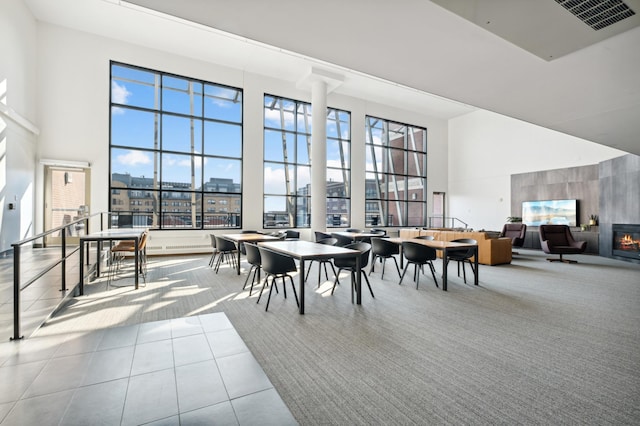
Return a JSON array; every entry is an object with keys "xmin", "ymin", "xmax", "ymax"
[
  {"xmin": 331, "ymin": 231, "xmax": 385, "ymax": 242},
  {"xmin": 258, "ymin": 240, "xmax": 361, "ymax": 314},
  {"xmin": 387, "ymin": 237, "xmax": 479, "ymax": 291},
  {"xmin": 79, "ymin": 228, "xmax": 147, "ymax": 294},
  {"xmin": 220, "ymin": 233, "xmax": 281, "ymax": 275}
]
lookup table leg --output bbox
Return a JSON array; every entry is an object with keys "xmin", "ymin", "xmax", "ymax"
[
  {"xmin": 474, "ymin": 246, "xmax": 479, "ymax": 285},
  {"xmin": 356, "ymin": 255, "xmax": 362, "ymax": 304},
  {"xmin": 442, "ymin": 248, "xmax": 448, "ymax": 291},
  {"xmin": 96, "ymin": 241, "xmax": 102, "ymax": 277},
  {"xmin": 236, "ymin": 244, "xmax": 241, "ymax": 275},
  {"xmin": 299, "ymin": 259, "xmax": 305, "ymax": 314}
]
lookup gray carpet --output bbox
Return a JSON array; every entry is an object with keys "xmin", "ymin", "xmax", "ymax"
[{"xmin": 37, "ymin": 249, "xmax": 640, "ymax": 425}]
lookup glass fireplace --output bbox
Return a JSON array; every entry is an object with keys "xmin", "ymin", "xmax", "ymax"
[{"xmin": 612, "ymin": 224, "xmax": 640, "ymax": 260}]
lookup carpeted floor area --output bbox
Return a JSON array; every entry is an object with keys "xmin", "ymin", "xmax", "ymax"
[{"xmin": 22, "ymin": 249, "xmax": 640, "ymax": 424}]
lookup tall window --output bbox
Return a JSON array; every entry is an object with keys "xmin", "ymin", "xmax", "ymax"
[
  {"xmin": 263, "ymin": 95, "xmax": 351, "ymax": 228},
  {"xmin": 365, "ymin": 116, "xmax": 427, "ymax": 227},
  {"xmin": 110, "ymin": 62, "xmax": 243, "ymax": 229}
]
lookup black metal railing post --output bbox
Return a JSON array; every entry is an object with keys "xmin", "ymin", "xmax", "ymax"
[{"xmin": 11, "ymin": 245, "xmax": 22, "ymax": 341}]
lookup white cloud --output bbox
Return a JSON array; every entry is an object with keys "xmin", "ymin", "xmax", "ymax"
[
  {"xmin": 111, "ymin": 81, "xmax": 131, "ymax": 104},
  {"xmin": 117, "ymin": 150, "xmax": 151, "ymax": 166}
]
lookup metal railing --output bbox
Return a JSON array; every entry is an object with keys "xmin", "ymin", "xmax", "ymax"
[
  {"xmin": 10, "ymin": 212, "xmax": 110, "ymax": 341},
  {"xmin": 427, "ymin": 216, "xmax": 469, "ymax": 229}
]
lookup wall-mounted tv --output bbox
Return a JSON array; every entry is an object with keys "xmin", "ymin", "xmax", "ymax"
[{"xmin": 522, "ymin": 199, "xmax": 578, "ymax": 227}]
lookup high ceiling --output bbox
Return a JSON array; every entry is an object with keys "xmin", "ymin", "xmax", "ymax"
[{"xmin": 26, "ymin": 0, "xmax": 640, "ymax": 155}]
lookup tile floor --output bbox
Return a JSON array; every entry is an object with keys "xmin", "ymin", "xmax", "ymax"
[{"xmin": 0, "ymin": 312, "xmax": 297, "ymax": 425}]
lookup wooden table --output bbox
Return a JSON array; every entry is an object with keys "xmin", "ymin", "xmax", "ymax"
[
  {"xmin": 258, "ymin": 240, "xmax": 360, "ymax": 314},
  {"xmin": 388, "ymin": 237, "xmax": 479, "ymax": 291},
  {"xmin": 220, "ymin": 233, "xmax": 281, "ymax": 275},
  {"xmin": 331, "ymin": 231, "xmax": 384, "ymax": 242},
  {"xmin": 79, "ymin": 228, "xmax": 146, "ymax": 294}
]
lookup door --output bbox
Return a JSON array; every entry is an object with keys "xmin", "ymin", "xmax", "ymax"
[
  {"xmin": 431, "ymin": 192, "xmax": 445, "ymax": 228},
  {"xmin": 44, "ymin": 166, "xmax": 91, "ymax": 246}
]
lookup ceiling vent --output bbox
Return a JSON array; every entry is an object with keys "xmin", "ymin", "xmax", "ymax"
[{"xmin": 555, "ymin": 0, "xmax": 636, "ymax": 30}]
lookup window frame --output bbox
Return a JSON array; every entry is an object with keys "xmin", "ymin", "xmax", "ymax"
[{"xmin": 109, "ymin": 61, "xmax": 243, "ymax": 230}]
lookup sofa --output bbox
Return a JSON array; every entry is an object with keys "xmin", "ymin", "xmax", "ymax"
[{"xmin": 399, "ymin": 228, "xmax": 512, "ymax": 266}]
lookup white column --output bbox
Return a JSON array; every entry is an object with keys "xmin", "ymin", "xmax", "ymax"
[{"xmin": 311, "ymin": 80, "xmax": 327, "ymax": 233}]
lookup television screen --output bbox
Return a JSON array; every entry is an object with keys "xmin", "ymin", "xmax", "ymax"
[{"xmin": 522, "ymin": 199, "xmax": 578, "ymax": 227}]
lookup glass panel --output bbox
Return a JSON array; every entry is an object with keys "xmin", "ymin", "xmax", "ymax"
[
  {"xmin": 408, "ymin": 127, "xmax": 426, "ymax": 152},
  {"xmin": 111, "ymin": 65, "xmax": 158, "ymax": 110},
  {"xmin": 264, "ymin": 130, "xmax": 294, "ymax": 162},
  {"xmin": 296, "ymin": 196, "xmax": 310, "ymax": 227},
  {"xmin": 204, "ymin": 158, "xmax": 241, "ymax": 191},
  {"xmin": 111, "ymin": 108, "xmax": 158, "ymax": 150},
  {"xmin": 365, "ymin": 200, "xmax": 383, "ymax": 227},
  {"xmin": 389, "ymin": 148, "xmax": 406, "ymax": 175},
  {"xmin": 388, "ymin": 123, "xmax": 406, "ymax": 149},
  {"xmin": 204, "ymin": 121, "xmax": 242, "ymax": 157},
  {"xmin": 326, "ymin": 198, "xmax": 350, "ymax": 228},
  {"xmin": 297, "ymin": 134, "xmax": 311, "ymax": 164},
  {"xmin": 327, "ymin": 139, "xmax": 349, "ymax": 167},
  {"xmin": 407, "ymin": 201, "xmax": 425, "ymax": 226},
  {"xmin": 366, "ymin": 144, "xmax": 383, "ymax": 172},
  {"xmin": 387, "ymin": 200, "xmax": 404, "ymax": 227},
  {"xmin": 264, "ymin": 196, "xmax": 293, "ymax": 228},
  {"xmin": 162, "ymin": 115, "xmax": 202, "ymax": 153},
  {"xmin": 161, "ymin": 153, "xmax": 200, "ymax": 190},
  {"xmin": 203, "ymin": 194, "xmax": 240, "ymax": 228},
  {"xmin": 160, "ymin": 191, "xmax": 198, "ymax": 228},
  {"xmin": 326, "ymin": 169, "xmax": 349, "ymax": 197},
  {"xmin": 296, "ymin": 165, "xmax": 311, "ymax": 194},
  {"xmin": 407, "ymin": 177, "xmax": 426, "ymax": 201},
  {"xmin": 204, "ymin": 85, "xmax": 242, "ymax": 123},
  {"xmin": 407, "ymin": 150, "xmax": 425, "ymax": 177},
  {"xmin": 366, "ymin": 118, "xmax": 385, "ymax": 146},
  {"xmin": 162, "ymin": 76, "xmax": 203, "ymax": 116},
  {"xmin": 264, "ymin": 162, "xmax": 291, "ymax": 195},
  {"xmin": 111, "ymin": 148, "xmax": 158, "ymax": 183},
  {"xmin": 264, "ymin": 97, "xmax": 295, "ymax": 131},
  {"xmin": 297, "ymin": 104, "xmax": 312, "ymax": 134}
]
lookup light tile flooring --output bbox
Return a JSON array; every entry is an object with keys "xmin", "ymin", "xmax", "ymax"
[{"xmin": 0, "ymin": 312, "xmax": 297, "ymax": 425}]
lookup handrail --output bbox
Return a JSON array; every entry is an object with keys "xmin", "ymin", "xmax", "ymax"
[
  {"xmin": 427, "ymin": 216, "xmax": 469, "ymax": 229},
  {"xmin": 10, "ymin": 212, "xmax": 109, "ymax": 341}
]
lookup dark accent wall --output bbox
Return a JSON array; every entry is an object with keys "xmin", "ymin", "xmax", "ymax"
[
  {"xmin": 511, "ymin": 164, "xmax": 600, "ymax": 226},
  {"xmin": 510, "ymin": 154, "xmax": 640, "ymax": 263},
  {"xmin": 599, "ymin": 154, "xmax": 640, "ymax": 263}
]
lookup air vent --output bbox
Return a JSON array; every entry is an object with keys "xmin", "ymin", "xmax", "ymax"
[{"xmin": 555, "ymin": 0, "xmax": 636, "ymax": 30}]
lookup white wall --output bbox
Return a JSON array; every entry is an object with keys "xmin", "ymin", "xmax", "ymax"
[
  {"xmin": 0, "ymin": 0, "xmax": 38, "ymax": 253},
  {"xmin": 448, "ymin": 110, "xmax": 626, "ymax": 231},
  {"xmin": 34, "ymin": 23, "xmax": 449, "ymax": 252}
]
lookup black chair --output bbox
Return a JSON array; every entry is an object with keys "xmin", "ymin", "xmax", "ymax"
[
  {"xmin": 416, "ymin": 235, "xmax": 434, "ymax": 241},
  {"xmin": 369, "ymin": 237, "xmax": 401, "ymax": 280},
  {"xmin": 305, "ymin": 237, "xmax": 338, "ymax": 287},
  {"xmin": 331, "ymin": 242, "xmax": 373, "ymax": 303},
  {"xmin": 333, "ymin": 233, "xmax": 354, "ymax": 247},
  {"xmin": 117, "ymin": 214, "xmax": 133, "ymax": 228},
  {"xmin": 314, "ymin": 231, "xmax": 331, "ymax": 242},
  {"xmin": 284, "ymin": 230, "xmax": 300, "ymax": 240},
  {"xmin": 539, "ymin": 224, "xmax": 586, "ymax": 263},
  {"xmin": 399, "ymin": 241, "xmax": 438, "ymax": 289},
  {"xmin": 242, "ymin": 243, "xmax": 262, "ymax": 296},
  {"xmin": 370, "ymin": 228, "xmax": 387, "ymax": 236},
  {"xmin": 446, "ymin": 238, "xmax": 477, "ymax": 284},
  {"xmin": 257, "ymin": 247, "xmax": 299, "ymax": 311},
  {"xmin": 346, "ymin": 228, "xmax": 363, "ymax": 233},
  {"xmin": 208, "ymin": 234, "xmax": 218, "ymax": 268},
  {"xmin": 239, "ymin": 230, "xmax": 260, "ymax": 255},
  {"xmin": 213, "ymin": 236, "xmax": 238, "ymax": 273}
]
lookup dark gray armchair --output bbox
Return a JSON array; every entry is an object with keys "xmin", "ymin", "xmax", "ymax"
[{"xmin": 539, "ymin": 225, "xmax": 586, "ymax": 263}]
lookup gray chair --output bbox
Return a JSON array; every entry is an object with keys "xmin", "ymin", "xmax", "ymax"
[
  {"xmin": 213, "ymin": 236, "xmax": 238, "ymax": 273},
  {"xmin": 208, "ymin": 234, "xmax": 218, "ymax": 268}
]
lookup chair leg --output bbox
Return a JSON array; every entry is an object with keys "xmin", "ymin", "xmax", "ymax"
[
  {"xmin": 369, "ymin": 255, "xmax": 378, "ymax": 275},
  {"xmin": 380, "ymin": 258, "xmax": 386, "ymax": 280},
  {"xmin": 415, "ymin": 264, "xmax": 420, "ymax": 289},
  {"xmin": 428, "ymin": 261, "xmax": 439, "ymax": 288},
  {"xmin": 399, "ymin": 263, "xmax": 411, "ymax": 286},
  {"xmin": 362, "ymin": 271, "xmax": 374, "ymax": 298},
  {"xmin": 265, "ymin": 277, "xmax": 275, "ymax": 311},
  {"xmin": 391, "ymin": 256, "xmax": 402, "ymax": 279},
  {"xmin": 305, "ymin": 260, "xmax": 314, "ymax": 282},
  {"xmin": 288, "ymin": 275, "xmax": 299, "ymax": 307}
]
